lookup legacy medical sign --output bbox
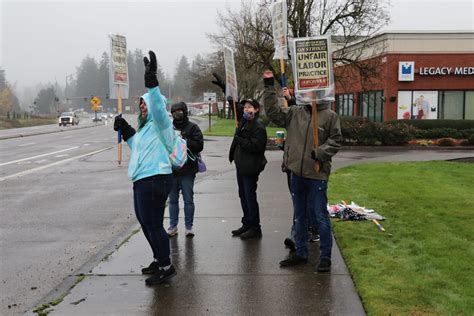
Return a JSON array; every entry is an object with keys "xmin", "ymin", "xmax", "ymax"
[
  {"xmin": 419, "ymin": 67, "xmax": 474, "ymax": 75},
  {"xmin": 399, "ymin": 61, "xmax": 474, "ymax": 81}
]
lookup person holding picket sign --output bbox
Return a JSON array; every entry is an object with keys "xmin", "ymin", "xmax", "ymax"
[
  {"xmin": 263, "ymin": 70, "xmax": 342, "ymax": 273},
  {"xmin": 212, "ymin": 73, "xmax": 268, "ymax": 240},
  {"xmin": 167, "ymin": 101, "xmax": 204, "ymax": 238},
  {"xmin": 113, "ymin": 50, "xmax": 183, "ymax": 285}
]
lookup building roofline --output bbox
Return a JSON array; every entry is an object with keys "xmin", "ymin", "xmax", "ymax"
[{"xmin": 334, "ymin": 30, "xmax": 474, "ymax": 53}]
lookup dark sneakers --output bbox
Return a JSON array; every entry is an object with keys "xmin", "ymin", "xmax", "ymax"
[
  {"xmin": 317, "ymin": 258, "xmax": 332, "ymax": 273},
  {"xmin": 284, "ymin": 238, "xmax": 296, "ymax": 252},
  {"xmin": 141, "ymin": 261, "xmax": 159, "ymax": 275},
  {"xmin": 309, "ymin": 229, "xmax": 320, "ymax": 242},
  {"xmin": 145, "ymin": 265, "xmax": 177, "ymax": 286},
  {"xmin": 240, "ymin": 228, "xmax": 262, "ymax": 239},
  {"xmin": 231, "ymin": 226, "xmax": 248, "ymax": 236},
  {"xmin": 279, "ymin": 254, "xmax": 308, "ymax": 267}
]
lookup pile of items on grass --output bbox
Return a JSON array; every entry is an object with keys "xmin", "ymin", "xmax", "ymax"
[{"xmin": 328, "ymin": 201, "xmax": 386, "ymax": 231}]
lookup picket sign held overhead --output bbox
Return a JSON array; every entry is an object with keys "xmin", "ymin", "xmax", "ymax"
[
  {"xmin": 270, "ymin": 0, "xmax": 289, "ymax": 107},
  {"xmin": 223, "ymin": 45, "xmax": 238, "ymax": 126},
  {"xmin": 270, "ymin": 0, "xmax": 288, "ymax": 61},
  {"xmin": 109, "ymin": 33, "xmax": 129, "ymax": 165},
  {"xmin": 290, "ymin": 35, "xmax": 336, "ymax": 172},
  {"xmin": 109, "ymin": 34, "xmax": 129, "ymax": 100}
]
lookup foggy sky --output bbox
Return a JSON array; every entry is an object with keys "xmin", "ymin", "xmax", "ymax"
[{"xmin": 1, "ymin": 0, "xmax": 473, "ymax": 92}]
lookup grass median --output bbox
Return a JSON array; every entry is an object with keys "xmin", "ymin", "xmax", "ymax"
[
  {"xmin": 0, "ymin": 116, "xmax": 57, "ymax": 129},
  {"xmin": 203, "ymin": 116, "xmax": 282, "ymax": 137},
  {"xmin": 328, "ymin": 161, "xmax": 474, "ymax": 315}
]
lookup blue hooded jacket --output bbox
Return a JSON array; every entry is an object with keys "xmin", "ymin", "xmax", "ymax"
[{"xmin": 126, "ymin": 87, "xmax": 175, "ymax": 182}]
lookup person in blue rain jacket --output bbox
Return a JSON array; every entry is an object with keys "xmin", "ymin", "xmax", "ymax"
[{"xmin": 113, "ymin": 50, "xmax": 177, "ymax": 286}]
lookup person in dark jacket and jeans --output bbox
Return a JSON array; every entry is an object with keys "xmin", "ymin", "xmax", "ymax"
[
  {"xmin": 167, "ymin": 102, "xmax": 204, "ymax": 238},
  {"xmin": 229, "ymin": 99, "xmax": 267, "ymax": 239},
  {"xmin": 212, "ymin": 73, "xmax": 268, "ymax": 239},
  {"xmin": 263, "ymin": 71, "xmax": 342, "ymax": 273}
]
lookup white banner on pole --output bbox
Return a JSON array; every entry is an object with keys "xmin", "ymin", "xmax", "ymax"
[
  {"xmin": 270, "ymin": 0, "xmax": 288, "ymax": 60},
  {"xmin": 109, "ymin": 33, "xmax": 129, "ymax": 99},
  {"xmin": 223, "ymin": 45, "xmax": 238, "ymax": 101}
]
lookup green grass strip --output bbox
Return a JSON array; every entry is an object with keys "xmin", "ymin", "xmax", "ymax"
[
  {"xmin": 203, "ymin": 117, "xmax": 283, "ymax": 137},
  {"xmin": 329, "ymin": 161, "xmax": 474, "ymax": 315}
]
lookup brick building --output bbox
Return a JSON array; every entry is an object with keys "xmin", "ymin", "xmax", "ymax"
[{"xmin": 333, "ymin": 31, "xmax": 474, "ymax": 121}]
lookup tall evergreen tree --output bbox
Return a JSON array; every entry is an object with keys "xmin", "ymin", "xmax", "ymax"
[
  {"xmin": 33, "ymin": 86, "xmax": 57, "ymax": 114},
  {"xmin": 75, "ymin": 56, "xmax": 99, "ymax": 109},
  {"xmin": 173, "ymin": 56, "xmax": 193, "ymax": 102}
]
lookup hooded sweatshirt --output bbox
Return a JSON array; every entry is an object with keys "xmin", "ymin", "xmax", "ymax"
[
  {"xmin": 125, "ymin": 87, "xmax": 176, "ymax": 182},
  {"xmin": 170, "ymin": 102, "xmax": 204, "ymax": 176}
]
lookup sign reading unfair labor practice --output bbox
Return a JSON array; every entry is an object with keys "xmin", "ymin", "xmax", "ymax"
[{"xmin": 291, "ymin": 36, "xmax": 332, "ymax": 91}]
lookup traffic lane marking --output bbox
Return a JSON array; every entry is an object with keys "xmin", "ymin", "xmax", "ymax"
[
  {"xmin": 0, "ymin": 147, "xmax": 79, "ymax": 167},
  {"xmin": 0, "ymin": 146, "xmax": 113, "ymax": 182}
]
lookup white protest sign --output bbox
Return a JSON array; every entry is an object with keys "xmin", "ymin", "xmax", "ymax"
[
  {"xmin": 270, "ymin": 0, "xmax": 288, "ymax": 60},
  {"xmin": 109, "ymin": 34, "xmax": 129, "ymax": 99},
  {"xmin": 223, "ymin": 45, "xmax": 238, "ymax": 101},
  {"xmin": 291, "ymin": 36, "xmax": 333, "ymax": 91}
]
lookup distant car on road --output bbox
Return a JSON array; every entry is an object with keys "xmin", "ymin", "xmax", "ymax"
[
  {"xmin": 59, "ymin": 112, "xmax": 79, "ymax": 126},
  {"xmin": 92, "ymin": 113, "xmax": 109, "ymax": 122}
]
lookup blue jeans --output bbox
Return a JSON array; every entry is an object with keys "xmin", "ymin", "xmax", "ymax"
[
  {"xmin": 133, "ymin": 174, "xmax": 173, "ymax": 267},
  {"xmin": 288, "ymin": 172, "xmax": 319, "ymax": 241},
  {"xmin": 168, "ymin": 173, "xmax": 196, "ymax": 229},
  {"xmin": 236, "ymin": 170, "xmax": 261, "ymax": 229},
  {"xmin": 290, "ymin": 173, "xmax": 332, "ymax": 260}
]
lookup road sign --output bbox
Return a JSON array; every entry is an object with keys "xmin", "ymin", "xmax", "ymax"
[
  {"xmin": 91, "ymin": 96, "xmax": 101, "ymax": 107},
  {"xmin": 203, "ymin": 92, "xmax": 216, "ymax": 103}
]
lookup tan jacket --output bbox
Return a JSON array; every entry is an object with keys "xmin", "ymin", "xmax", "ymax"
[{"xmin": 264, "ymin": 86, "xmax": 342, "ymax": 180}]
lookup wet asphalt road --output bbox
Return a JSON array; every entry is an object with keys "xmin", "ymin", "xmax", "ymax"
[{"xmin": 0, "ymin": 118, "xmax": 131, "ymax": 315}]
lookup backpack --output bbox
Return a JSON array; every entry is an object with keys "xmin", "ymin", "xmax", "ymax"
[{"xmin": 169, "ymin": 134, "xmax": 188, "ymax": 168}]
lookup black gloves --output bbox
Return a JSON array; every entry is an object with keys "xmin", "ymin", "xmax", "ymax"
[
  {"xmin": 211, "ymin": 72, "xmax": 226, "ymax": 94},
  {"xmin": 114, "ymin": 116, "xmax": 136, "ymax": 141},
  {"xmin": 144, "ymin": 50, "xmax": 159, "ymax": 88}
]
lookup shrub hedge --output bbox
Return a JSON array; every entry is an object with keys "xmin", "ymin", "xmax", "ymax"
[
  {"xmin": 341, "ymin": 117, "xmax": 474, "ymax": 145},
  {"xmin": 340, "ymin": 116, "xmax": 415, "ymax": 145},
  {"xmin": 386, "ymin": 119, "xmax": 474, "ymax": 130}
]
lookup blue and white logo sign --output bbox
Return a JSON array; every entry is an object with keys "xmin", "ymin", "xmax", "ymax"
[{"xmin": 399, "ymin": 61, "xmax": 415, "ymax": 81}]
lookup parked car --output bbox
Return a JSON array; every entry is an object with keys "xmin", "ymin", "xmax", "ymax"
[{"xmin": 58, "ymin": 112, "xmax": 79, "ymax": 126}]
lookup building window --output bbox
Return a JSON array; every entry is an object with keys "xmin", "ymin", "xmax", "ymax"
[
  {"xmin": 359, "ymin": 91, "xmax": 383, "ymax": 122},
  {"xmin": 463, "ymin": 91, "xmax": 474, "ymax": 120},
  {"xmin": 439, "ymin": 91, "xmax": 464, "ymax": 119},
  {"xmin": 336, "ymin": 94, "xmax": 354, "ymax": 116}
]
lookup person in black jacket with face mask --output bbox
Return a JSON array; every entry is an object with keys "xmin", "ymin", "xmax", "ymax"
[
  {"xmin": 229, "ymin": 99, "xmax": 267, "ymax": 239},
  {"xmin": 167, "ymin": 102, "xmax": 204, "ymax": 238},
  {"xmin": 211, "ymin": 73, "xmax": 267, "ymax": 240}
]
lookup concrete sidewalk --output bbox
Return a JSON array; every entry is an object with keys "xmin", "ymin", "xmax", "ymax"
[{"xmin": 32, "ymin": 152, "xmax": 365, "ymax": 315}]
